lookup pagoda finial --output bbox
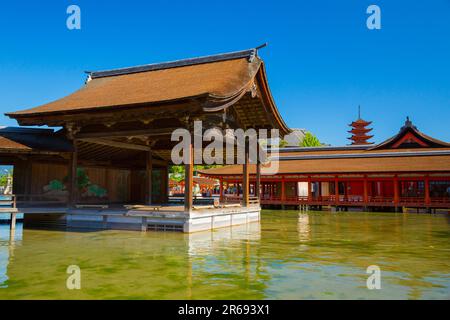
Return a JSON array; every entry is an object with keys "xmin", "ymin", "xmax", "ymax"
[{"xmin": 358, "ymin": 105, "xmax": 361, "ymax": 119}]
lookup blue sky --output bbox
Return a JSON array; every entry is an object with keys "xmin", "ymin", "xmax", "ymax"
[{"xmin": 0, "ymin": 0, "xmax": 448, "ymax": 146}]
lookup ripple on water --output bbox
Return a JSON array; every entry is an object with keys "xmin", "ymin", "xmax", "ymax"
[{"xmin": 0, "ymin": 210, "xmax": 449, "ymax": 299}]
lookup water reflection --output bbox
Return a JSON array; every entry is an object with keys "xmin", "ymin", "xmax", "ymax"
[
  {"xmin": 0, "ymin": 223, "xmax": 22, "ymax": 288},
  {"xmin": 186, "ymin": 222, "xmax": 261, "ymax": 256},
  {"xmin": 297, "ymin": 213, "xmax": 310, "ymax": 242},
  {"xmin": 0, "ymin": 211, "xmax": 448, "ymax": 299},
  {"xmin": 185, "ymin": 222, "xmax": 261, "ymax": 299}
]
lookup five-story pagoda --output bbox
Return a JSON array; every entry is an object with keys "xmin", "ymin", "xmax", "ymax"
[{"xmin": 348, "ymin": 106, "xmax": 373, "ymax": 145}]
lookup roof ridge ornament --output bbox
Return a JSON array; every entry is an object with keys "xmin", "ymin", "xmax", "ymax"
[
  {"xmin": 249, "ymin": 43, "xmax": 268, "ymax": 62},
  {"xmin": 401, "ymin": 116, "xmax": 417, "ymax": 131}
]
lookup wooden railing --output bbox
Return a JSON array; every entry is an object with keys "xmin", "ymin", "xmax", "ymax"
[
  {"xmin": 0, "ymin": 195, "xmax": 17, "ymax": 212},
  {"xmin": 14, "ymin": 194, "xmax": 68, "ymax": 207},
  {"xmin": 222, "ymin": 195, "xmax": 242, "ymax": 204},
  {"xmin": 249, "ymin": 196, "xmax": 260, "ymax": 205},
  {"xmin": 221, "ymin": 195, "xmax": 260, "ymax": 206}
]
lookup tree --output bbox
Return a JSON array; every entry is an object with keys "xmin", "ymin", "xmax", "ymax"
[
  {"xmin": 169, "ymin": 165, "xmax": 185, "ymax": 182},
  {"xmin": 169, "ymin": 164, "xmax": 223, "ymax": 182},
  {"xmin": 300, "ymin": 132, "xmax": 322, "ymax": 147},
  {"xmin": 278, "ymin": 139, "xmax": 288, "ymax": 148},
  {"xmin": 0, "ymin": 168, "xmax": 13, "ymax": 187}
]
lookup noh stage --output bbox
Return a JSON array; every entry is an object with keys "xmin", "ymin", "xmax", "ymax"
[{"xmin": 1, "ymin": 48, "xmax": 289, "ymax": 233}]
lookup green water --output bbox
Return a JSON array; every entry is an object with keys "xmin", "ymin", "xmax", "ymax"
[{"xmin": 0, "ymin": 210, "xmax": 449, "ymax": 299}]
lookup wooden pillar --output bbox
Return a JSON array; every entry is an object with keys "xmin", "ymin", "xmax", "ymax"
[
  {"xmin": 307, "ymin": 176, "xmax": 312, "ymax": 201},
  {"xmin": 344, "ymin": 181, "xmax": 347, "ymax": 200},
  {"xmin": 363, "ymin": 176, "xmax": 368, "ymax": 203},
  {"xmin": 184, "ymin": 141, "xmax": 193, "ymax": 212},
  {"xmin": 10, "ymin": 213, "xmax": 16, "ymax": 231},
  {"xmin": 242, "ymin": 141, "xmax": 250, "ymax": 207},
  {"xmin": 281, "ymin": 176, "xmax": 286, "ymax": 202},
  {"xmin": 146, "ymin": 149, "xmax": 153, "ymax": 205},
  {"xmin": 394, "ymin": 175, "xmax": 400, "ymax": 206},
  {"xmin": 335, "ymin": 177, "xmax": 340, "ymax": 205},
  {"xmin": 256, "ymin": 161, "xmax": 261, "ymax": 201},
  {"xmin": 162, "ymin": 165, "xmax": 169, "ymax": 204},
  {"xmin": 68, "ymin": 141, "xmax": 78, "ymax": 207},
  {"xmin": 219, "ymin": 178, "xmax": 224, "ymax": 203},
  {"xmin": 424, "ymin": 175, "xmax": 430, "ymax": 205}
]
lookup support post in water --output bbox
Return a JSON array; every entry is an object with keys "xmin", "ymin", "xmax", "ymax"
[{"xmin": 10, "ymin": 212, "xmax": 16, "ymax": 230}]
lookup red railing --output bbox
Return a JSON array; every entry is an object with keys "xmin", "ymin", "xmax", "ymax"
[
  {"xmin": 367, "ymin": 196, "xmax": 394, "ymax": 204},
  {"xmin": 258, "ymin": 194, "xmax": 450, "ymax": 207},
  {"xmin": 430, "ymin": 197, "xmax": 450, "ymax": 204},
  {"xmin": 399, "ymin": 197, "xmax": 425, "ymax": 205}
]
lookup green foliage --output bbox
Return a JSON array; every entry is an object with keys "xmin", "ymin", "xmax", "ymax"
[
  {"xmin": 169, "ymin": 165, "xmax": 185, "ymax": 182},
  {"xmin": 169, "ymin": 164, "xmax": 223, "ymax": 182},
  {"xmin": 0, "ymin": 167, "xmax": 13, "ymax": 187},
  {"xmin": 278, "ymin": 139, "xmax": 289, "ymax": 148},
  {"xmin": 0, "ymin": 175, "xmax": 8, "ymax": 187},
  {"xmin": 49, "ymin": 179, "xmax": 64, "ymax": 191},
  {"xmin": 76, "ymin": 168, "xmax": 90, "ymax": 190},
  {"xmin": 300, "ymin": 132, "xmax": 322, "ymax": 147},
  {"xmin": 86, "ymin": 184, "xmax": 107, "ymax": 198},
  {"xmin": 60, "ymin": 167, "xmax": 108, "ymax": 198}
]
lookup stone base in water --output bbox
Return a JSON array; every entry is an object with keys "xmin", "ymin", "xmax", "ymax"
[{"xmin": 21, "ymin": 206, "xmax": 261, "ymax": 233}]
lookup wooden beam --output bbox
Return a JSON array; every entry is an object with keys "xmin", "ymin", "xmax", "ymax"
[
  {"xmin": 75, "ymin": 127, "xmax": 178, "ymax": 139},
  {"xmin": 80, "ymin": 138, "xmax": 152, "ymax": 151}
]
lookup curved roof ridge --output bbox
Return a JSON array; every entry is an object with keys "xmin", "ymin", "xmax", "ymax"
[
  {"xmin": 370, "ymin": 117, "xmax": 450, "ymax": 150},
  {"xmin": 87, "ymin": 48, "xmax": 257, "ymax": 79}
]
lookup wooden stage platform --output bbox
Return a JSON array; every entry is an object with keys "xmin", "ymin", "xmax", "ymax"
[{"xmin": 17, "ymin": 204, "xmax": 261, "ymax": 233}]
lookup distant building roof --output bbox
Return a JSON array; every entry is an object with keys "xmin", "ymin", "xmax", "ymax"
[
  {"xmin": 283, "ymin": 128, "xmax": 307, "ymax": 147},
  {"xmin": 370, "ymin": 117, "xmax": 450, "ymax": 149},
  {"xmin": 0, "ymin": 127, "xmax": 73, "ymax": 153},
  {"xmin": 198, "ymin": 152, "xmax": 450, "ymax": 175},
  {"xmin": 199, "ymin": 119, "xmax": 450, "ymax": 176}
]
